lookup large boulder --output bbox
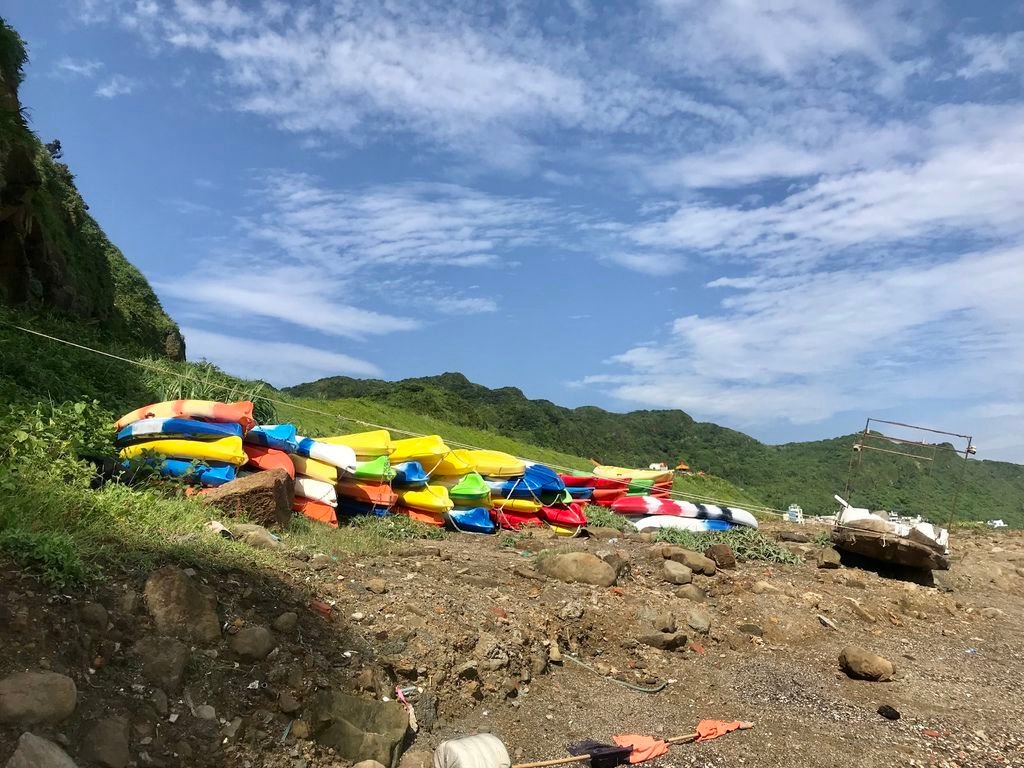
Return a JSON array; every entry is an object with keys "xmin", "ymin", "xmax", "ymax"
[
  {"xmin": 661, "ymin": 547, "xmax": 716, "ymax": 575},
  {"xmin": 201, "ymin": 468, "xmax": 294, "ymax": 528},
  {"xmin": 662, "ymin": 561, "xmax": 692, "ymax": 585},
  {"xmin": 0, "ymin": 672, "xmax": 77, "ymax": 724},
  {"xmin": 144, "ymin": 566, "xmax": 221, "ymax": 644},
  {"xmin": 839, "ymin": 646, "xmax": 894, "ymax": 681},
  {"xmin": 134, "ymin": 636, "xmax": 190, "ymax": 691},
  {"xmin": 817, "ymin": 548, "xmax": 843, "ymax": 569},
  {"xmin": 704, "ymin": 544, "xmax": 736, "ymax": 569},
  {"xmin": 306, "ymin": 691, "xmax": 409, "ymax": 768},
  {"xmin": 5, "ymin": 733, "xmax": 78, "ymax": 768},
  {"xmin": 538, "ymin": 553, "xmax": 616, "ymax": 587},
  {"xmin": 230, "ymin": 626, "xmax": 277, "ymax": 661}
]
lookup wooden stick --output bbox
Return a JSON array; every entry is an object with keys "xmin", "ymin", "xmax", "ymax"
[{"xmin": 512, "ymin": 723, "xmax": 754, "ymax": 768}]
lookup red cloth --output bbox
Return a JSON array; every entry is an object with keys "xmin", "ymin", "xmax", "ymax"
[
  {"xmin": 611, "ymin": 735, "xmax": 669, "ymax": 764},
  {"xmin": 695, "ymin": 720, "xmax": 743, "ymax": 743}
]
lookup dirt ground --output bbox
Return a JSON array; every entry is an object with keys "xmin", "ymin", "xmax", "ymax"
[{"xmin": 1, "ymin": 522, "xmax": 1022, "ymax": 768}]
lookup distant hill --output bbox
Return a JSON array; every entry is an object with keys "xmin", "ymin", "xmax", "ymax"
[
  {"xmin": 0, "ymin": 18, "xmax": 182, "ymax": 359},
  {"xmin": 287, "ymin": 373, "xmax": 1024, "ymax": 525}
]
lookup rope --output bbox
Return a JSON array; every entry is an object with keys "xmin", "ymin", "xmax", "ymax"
[
  {"xmin": 0, "ymin": 319, "xmax": 798, "ymax": 520},
  {"xmin": 562, "ymin": 653, "xmax": 668, "ymax": 694}
]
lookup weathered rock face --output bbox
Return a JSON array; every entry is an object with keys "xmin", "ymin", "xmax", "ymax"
[
  {"xmin": 839, "ymin": 646, "xmax": 894, "ymax": 681},
  {"xmin": 307, "ymin": 691, "xmax": 409, "ymax": 768},
  {"xmin": 143, "ymin": 566, "xmax": 221, "ymax": 644},
  {"xmin": 662, "ymin": 561, "xmax": 693, "ymax": 585},
  {"xmin": 134, "ymin": 636, "xmax": 190, "ymax": 691},
  {"xmin": 705, "ymin": 544, "xmax": 737, "ymax": 569},
  {"xmin": 656, "ymin": 546, "xmax": 717, "ymax": 575},
  {"xmin": 675, "ymin": 584, "xmax": 706, "ymax": 602},
  {"xmin": 0, "ymin": 671, "xmax": 77, "ymax": 724},
  {"xmin": 202, "ymin": 469, "xmax": 294, "ymax": 529},
  {"xmin": 817, "ymin": 548, "xmax": 843, "ymax": 569},
  {"xmin": 81, "ymin": 716, "xmax": 131, "ymax": 768},
  {"xmin": 4, "ymin": 732, "xmax": 78, "ymax": 768},
  {"xmin": 538, "ymin": 553, "xmax": 617, "ymax": 587},
  {"xmin": 686, "ymin": 607, "xmax": 712, "ymax": 634}
]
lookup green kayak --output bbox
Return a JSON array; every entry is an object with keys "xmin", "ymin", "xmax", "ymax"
[{"xmin": 352, "ymin": 455, "xmax": 396, "ymax": 482}]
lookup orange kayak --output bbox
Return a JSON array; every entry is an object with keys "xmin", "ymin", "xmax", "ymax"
[
  {"xmin": 293, "ymin": 497, "xmax": 338, "ymax": 528},
  {"xmin": 115, "ymin": 399, "xmax": 256, "ymax": 432},
  {"xmin": 395, "ymin": 506, "xmax": 445, "ymax": 527},
  {"xmin": 336, "ymin": 480, "xmax": 398, "ymax": 507},
  {"xmin": 244, "ymin": 444, "xmax": 295, "ymax": 479}
]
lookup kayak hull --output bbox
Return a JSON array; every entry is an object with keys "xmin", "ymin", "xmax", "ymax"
[
  {"xmin": 292, "ymin": 454, "xmax": 338, "ymax": 483},
  {"xmin": 115, "ymin": 399, "xmax": 256, "ymax": 432},
  {"xmin": 336, "ymin": 480, "xmax": 398, "ymax": 507},
  {"xmin": 293, "ymin": 497, "xmax": 337, "ymax": 528},
  {"xmin": 612, "ymin": 497, "xmax": 759, "ymax": 529},
  {"xmin": 446, "ymin": 506, "xmax": 497, "ymax": 534},
  {"xmin": 243, "ymin": 444, "xmax": 296, "ymax": 479},
  {"xmin": 120, "ymin": 437, "xmax": 247, "ymax": 466},
  {"xmin": 630, "ymin": 516, "xmax": 736, "ymax": 532},
  {"xmin": 293, "ymin": 476, "xmax": 337, "ymax": 505},
  {"xmin": 295, "ymin": 436, "xmax": 357, "ymax": 473},
  {"xmin": 396, "ymin": 486, "xmax": 454, "ymax": 513},
  {"xmin": 318, "ymin": 430, "xmax": 392, "ymax": 459},
  {"xmin": 245, "ymin": 424, "xmax": 299, "ymax": 453},
  {"xmin": 116, "ymin": 417, "xmax": 242, "ymax": 444},
  {"xmin": 393, "ymin": 462, "xmax": 428, "ymax": 487}
]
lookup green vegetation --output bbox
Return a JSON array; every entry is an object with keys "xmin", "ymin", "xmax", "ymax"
[
  {"xmin": 287, "ymin": 373, "xmax": 1024, "ymax": 525},
  {"xmin": 654, "ymin": 527, "xmax": 803, "ymax": 565},
  {"xmin": 582, "ymin": 504, "xmax": 633, "ymax": 532}
]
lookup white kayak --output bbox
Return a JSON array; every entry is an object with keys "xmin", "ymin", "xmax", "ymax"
[
  {"xmin": 630, "ymin": 516, "xmax": 742, "ymax": 532},
  {"xmin": 293, "ymin": 476, "xmax": 337, "ymax": 505},
  {"xmin": 295, "ymin": 436, "xmax": 357, "ymax": 473}
]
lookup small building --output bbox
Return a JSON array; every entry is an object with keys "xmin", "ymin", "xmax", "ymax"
[
  {"xmin": 987, "ymin": 519, "xmax": 1008, "ymax": 529},
  {"xmin": 649, "ymin": 462, "xmax": 669, "ymax": 471},
  {"xmin": 674, "ymin": 461, "xmax": 691, "ymax": 474}
]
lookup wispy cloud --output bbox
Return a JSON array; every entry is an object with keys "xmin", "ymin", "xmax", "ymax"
[
  {"xmin": 181, "ymin": 327, "xmax": 381, "ymax": 386},
  {"xmin": 54, "ymin": 56, "xmax": 103, "ymax": 78},
  {"xmin": 95, "ymin": 74, "xmax": 137, "ymax": 98},
  {"xmin": 955, "ymin": 32, "xmax": 1024, "ymax": 78}
]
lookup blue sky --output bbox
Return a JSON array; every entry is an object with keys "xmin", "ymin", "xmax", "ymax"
[{"xmin": 7, "ymin": 0, "xmax": 1024, "ymax": 461}]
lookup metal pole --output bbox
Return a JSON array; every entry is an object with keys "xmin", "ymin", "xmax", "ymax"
[
  {"xmin": 946, "ymin": 436, "xmax": 973, "ymax": 529},
  {"xmin": 843, "ymin": 418, "xmax": 871, "ymax": 503}
]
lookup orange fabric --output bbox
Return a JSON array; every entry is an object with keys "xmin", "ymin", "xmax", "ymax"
[
  {"xmin": 695, "ymin": 720, "xmax": 743, "ymax": 743},
  {"xmin": 611, "ymin": 735, "xmax": 668, "ymax": 764}
]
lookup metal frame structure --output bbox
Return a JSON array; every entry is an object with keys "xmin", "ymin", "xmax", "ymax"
[{"xmin": 843, "ymin": 417, "xmax": 975, "ymax": 527}]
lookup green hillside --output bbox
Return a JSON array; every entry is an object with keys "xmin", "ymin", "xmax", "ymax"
[{"xmin": 287, "ymin": 373, "xmax": 1024, "ymax": 525}]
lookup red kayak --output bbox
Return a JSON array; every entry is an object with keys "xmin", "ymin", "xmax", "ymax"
[
  {"xmin": 492, "ymin": 508, "xmax": 544, "ymax": 530},
  {"xmin": 293, "ymin": 497, "xmax": 337, "ymax": 528},
  {"xmin": 538, "ymin": 503, "xmax": 588, "ymax": 527},
  {"xmin": 560, "ymin": 475, "xmax": 630, "ymax": 490},
  {"xmin": 591, "ymin": 488, "xmax": 627, "ymax": 506},
  {"xmin": 244, "ymin": 444, "xmax": 295, "ymax": 479}
]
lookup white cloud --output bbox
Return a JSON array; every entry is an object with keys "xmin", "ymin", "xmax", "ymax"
[
  {"xmin": 586, "ymin": 246, "xmax": 1024, "ymax": 431},
  {"xmin": 181, "ymin": 327, "xmax": 381, "ymax": 386},
  {"xmin": 602, "ymin": 252, "xmax": 686, "ymax": 276},
  {"xmin": 435, "ymin": 297, "xmax": 499, "ymax": 316},
  {"xmin": 955, "ymin": 32, "xmax": 1024, "ymax": 78},
  {"xmin": 95, "ymin": 74, "xmax": 137, "ymax": 98},
  {"xmin": 54, "ymin": 56, "xmax": 104, "ymax": 78}
]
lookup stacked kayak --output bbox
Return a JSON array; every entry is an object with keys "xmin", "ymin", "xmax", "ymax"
[
  {"xmin": 490, "ymin": 463, "xmax": 586, "ymax": 535},
  {"xmin": 611, "ymin": 496, "xmax": 759, "ymax": 530},
  {"xmin": 115, "ymin": 402, "xmax": 254, "ymax": 487},
  {"xmin": 561, "ymin": 473, "xmax": 630, "ymax": 507}
]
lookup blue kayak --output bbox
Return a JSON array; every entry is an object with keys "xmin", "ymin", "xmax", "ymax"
[
  {"xmin": 125, "ymin": 458, "xmax": 236, "ymax": 487},
  {"xmin": 116, "ymin": 418, "xmax": 242, "ymax": 445},
  {"xmin": 567, "ymin": 486, "xmax": 594, "ymax": 500},
  {"xmin": 392, "ymin": 461, "xmax": 428, "ymax": 487},
  {"xmin": 336, "ymin": 497, "xmax": 391, "ymax": 517},
  {"xmin": 245, "ymin": 424, "xmax": 299, "ymax": 452},
  {"xmin": 485, "ymin": 475, "xmax": 543, "ymax": 499},
  {"xmin": 524, "ymin": 463, "xmax": 566, "ymax": 493},
  {"xmin": 446, "ymin": 507, "xmax": 496, "ymax": 534}
]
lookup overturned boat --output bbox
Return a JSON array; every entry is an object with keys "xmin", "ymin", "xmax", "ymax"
[{"xmin": 831, "ymin": 495, "xmax": 949, "ymax": 571}]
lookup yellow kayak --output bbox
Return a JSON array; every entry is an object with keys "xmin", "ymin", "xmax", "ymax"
[
  {"xmin": 390, "ymin": 435, "xmax": 451, "ymax": 469},
  {"xmin": 491, "ymin": 497, "xmax": 541, "ymax": 513},
  {"xmin": 459, "ymin": 449, "xmax": 524, "ymax": 478},
  {"xmin": 430, "ymin": 451, "xmax": 475, "ymax": 476},
  {"xmin": 291, "ymin": 455, "xmax": 338, "ymax": 483},
  {"xmin": 120, "ymin": 437, "xmax": 247, "ymax": 466},
  {"xmin": 396, "ymin": 485, "xmax": 454, "ymax": 513},
  {"xmin": 319, "ymin": 430, "xmax": 392, "ymax": 458},
  {"xmin": 592, "ymin": 465, "xmax": 674, "ymax": 484}
]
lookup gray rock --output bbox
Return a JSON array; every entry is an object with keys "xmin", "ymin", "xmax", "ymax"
[
  {"xmin": 662, "ymin": 560, "xmax": 693, "ymax": 585},
  {"xmin": 310, "ymin": 554, "xmax": 333, "ymax": 571},
  {"xmin": 700, "ymin": 557, "xmax": 717, "ymax": 576},
  {"xmin": 354, "ymin": 761, "xmax": 387, "ymax": 768},
  {"xmin": 557, "ymin": 601, "xmax": 585, "ymax": 621},
  {"xmin": 0, "ymin": 672, "xmax": 77, "ymax": 724},
  {"xmin": 366, "ymin": 578, "xmax": 388, "ymax": 595},
  {"xmin": 399, "ymin": 749, "xmax": 432, "ymax": 768},
  {"xmin": 273, "ymin": 612, "xmax": 299, "ymax": 633},
  {"xmin": 81, "ymin": 716, "xmax": 131, "ymax": 768},
  {"xmin": 5, "ymin": 732, "xmax": 78, "ymax": 768},
  {"xmin": 279, "ymin": 692, "xmax": 301, "ymax": 714},
  {"xmin": 663, "ymin": 547, "xmax": 707, "ymax": 571},
  {"xmin": 686, "ymin": 608, "xmax": 712, "ymax": 634},
  {"xmin": 675, "ymin": 584, "xmax": 706, "ymax": 602},
  {"xmin": 80, "ymin": 602, "xmax": 109, "ymax": 632},
  {"xmin": 704, "ymin": 544, "xmax": 736, "ymax": 569},
  {"xmin": 586, "ymin": 527, "xmax": 621, "ymax": 541},
  {"xmin": 196, "ymin": 704, "xmax": 217, "ymax": 720},
  {"xmin": 638, "ymin": 631, "xmax": 688, "ymax": 651},
  {"xmin": 230, "ymin": 627, "xmax": 277, "ymax": 661},
  {"xmin": 230, "ymin": 523, "xmax": 283, "ymax": 551},
  {"xmin": 839, "ymin": 645, "xmax": 894, "ymax": 681},
  {"xmin": 201, "ymin": 468, "xmax": 294, "ymax": 528},
  {"xmin": 752, "ymin": 580, "xmax": 780, "ymax": 594},
  {"xmin": 980, "ymin": 607, "xmax": 1004, "ymax": 619},
  {"xmin": 639, "ymin": 607, "xmax": 676, "ymax": 633},
  {"xmin": 134, "ymin": 636, "xmax": 190, "ymax": 691},
  {"xmin": 817, "ymin": 548, "xmax": 843, "ymax": 569},
  {"xmin": 595, "ymin": 549, "xmax": 630, "ymax": 580},
  {"xmin": 778, "ymin": 531, "xmax": 810, "ymax": 543},
  {"xmin": 150, "ymin": 689, "xmax": 169, "ymax": 716},
  {"xmin": 538, "ymin": 553, "xmax": 617, "ymax": 587},
  {"xmin": 306, "ymin": 691, "xmax": 409, "ymax": 768},
  {"xmin": 738, "ymin": 623, "xmax": 764, "ymax": 637},
  {"xmin": 143, "ymin": 566, "xmax": 221, "ymax": 644}
]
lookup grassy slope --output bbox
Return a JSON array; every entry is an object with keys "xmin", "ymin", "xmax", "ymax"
[{"xmin": 288, "ymin": 373, "xmax": 1024, "ymax": 525}]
